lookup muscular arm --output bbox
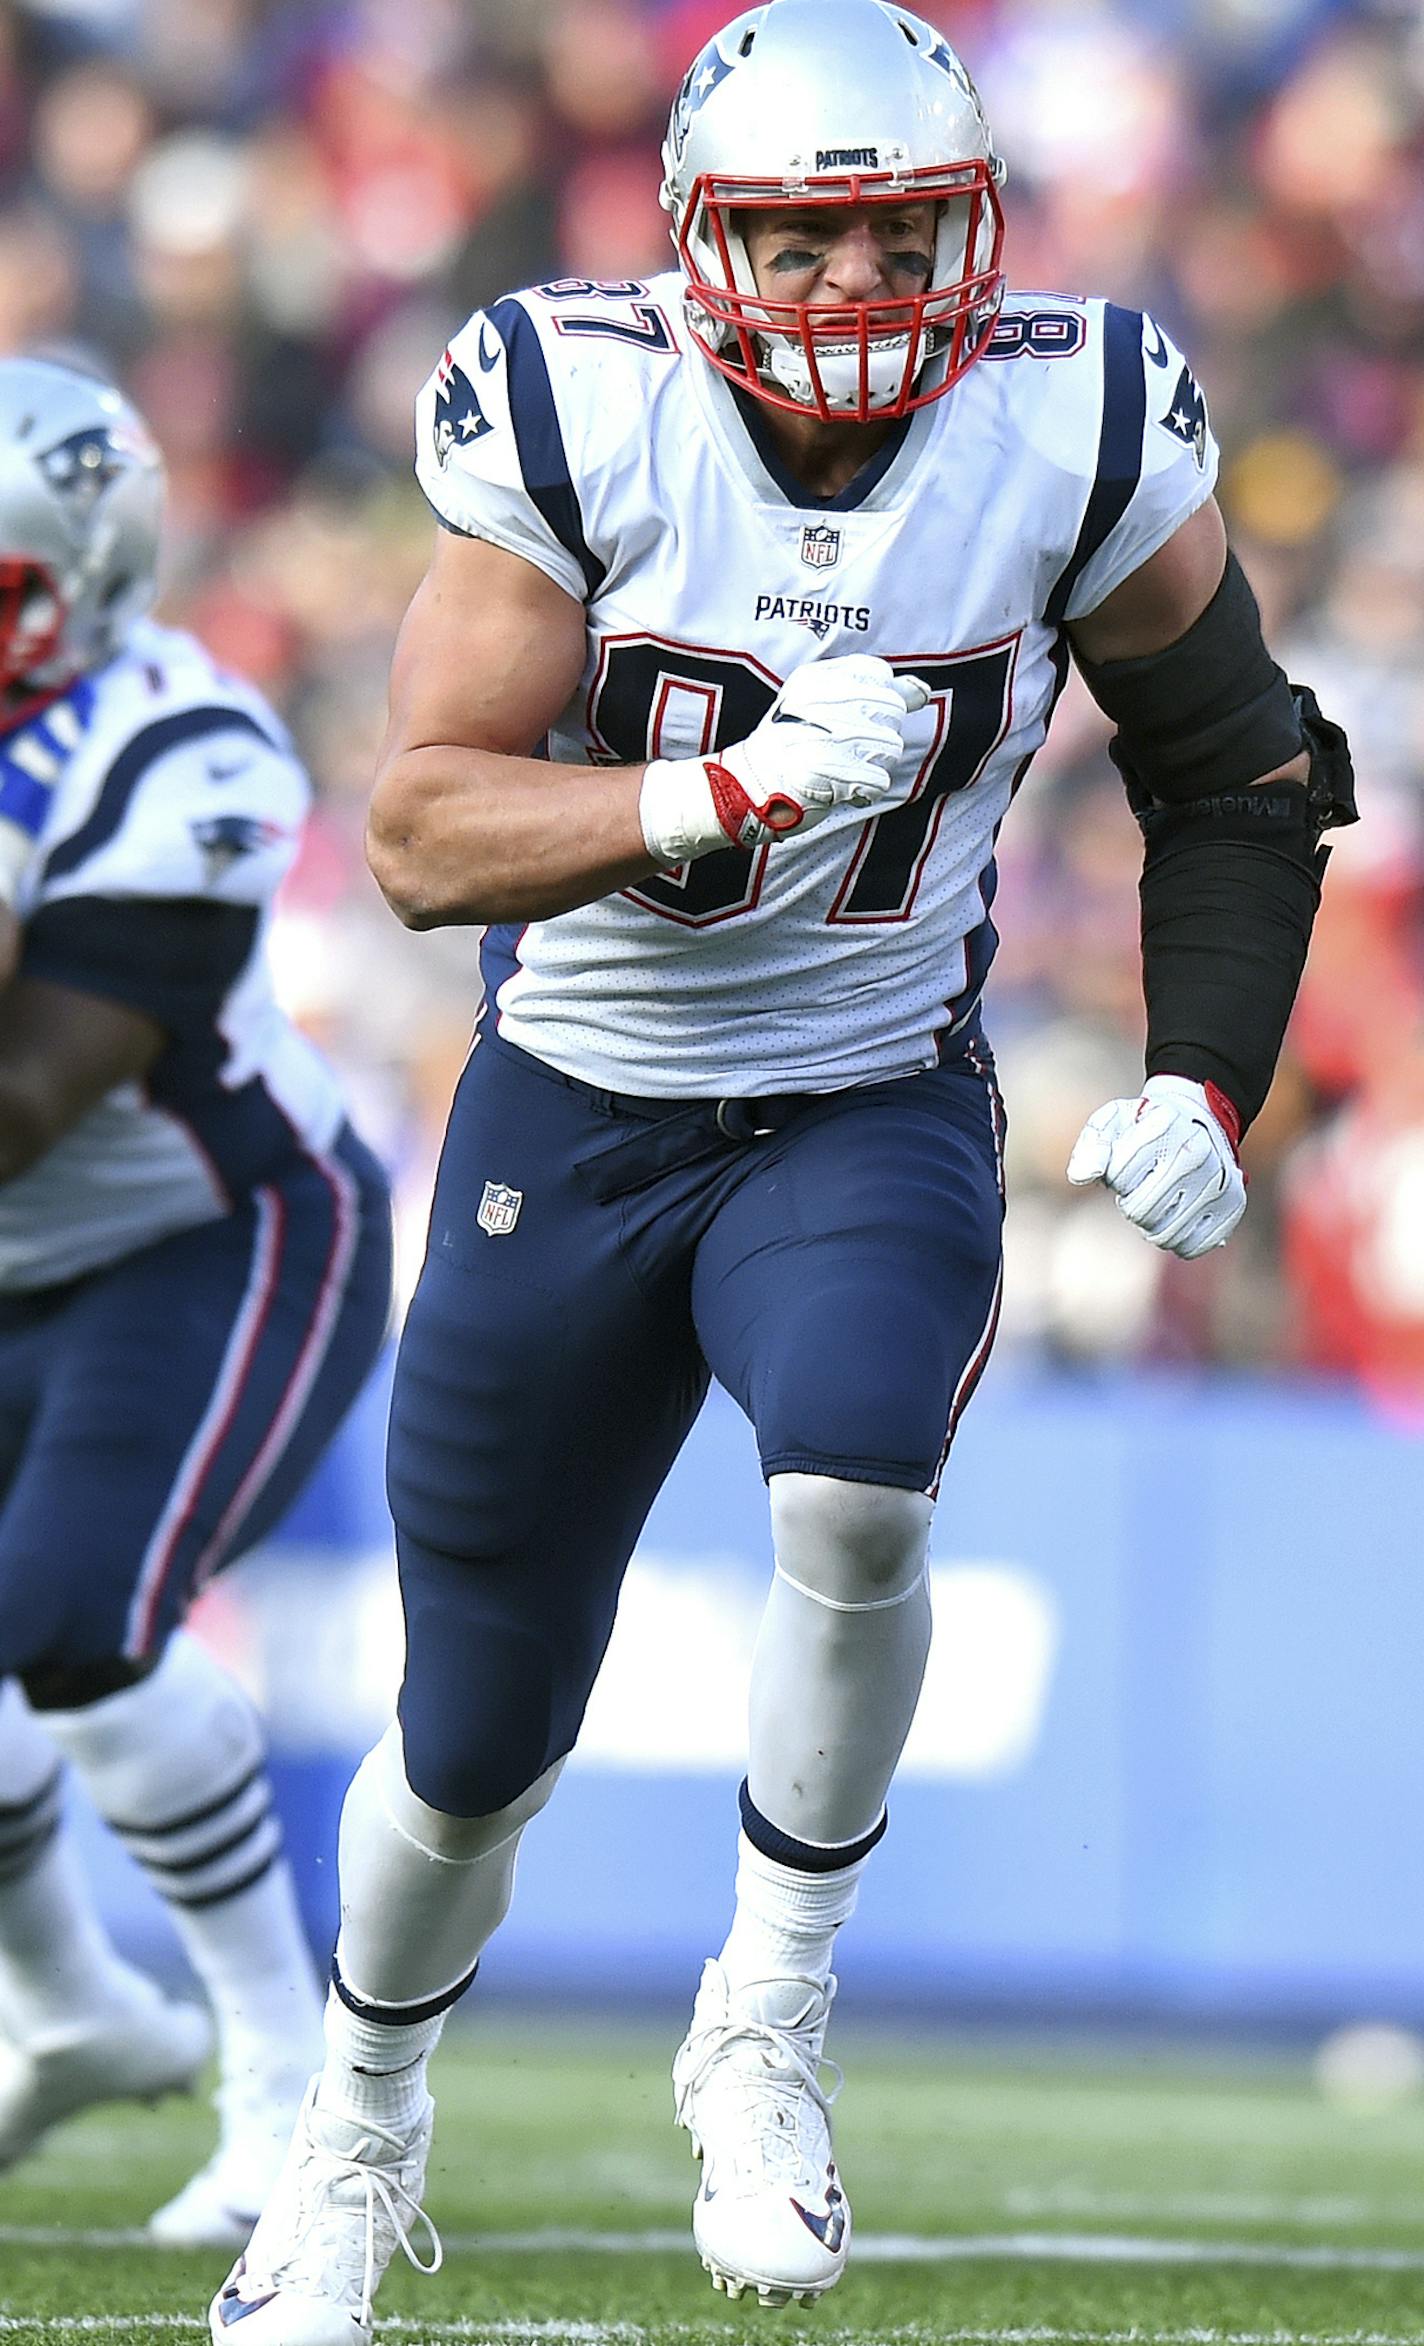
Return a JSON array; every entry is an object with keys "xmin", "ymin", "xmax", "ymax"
[
  {"xmin": 366, "ymin": 531, "xmax": 661, "ymax": 929},
  {"xmin": 0, "ymin": 976, "xmax": 162, "ymax": 1184}
]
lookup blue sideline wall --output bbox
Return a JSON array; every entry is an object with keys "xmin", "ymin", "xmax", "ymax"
[{"xmin": 74, "ymin": 1362, "xmax": 1424, "ymax": 2026}]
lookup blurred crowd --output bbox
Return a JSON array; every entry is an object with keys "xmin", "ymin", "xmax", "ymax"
[{"xmin": 2, "ymin": 0, "xmax": 1422, "ymax": 1393}]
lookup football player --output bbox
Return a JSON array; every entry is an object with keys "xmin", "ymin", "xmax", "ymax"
[
  {"xmin": 211, "ymin": 2, "xmax": 1354, "ymax": 2336},
  {"xmin": 0, "ymin": 360, "xmax": 393, "ymax": 2247}
]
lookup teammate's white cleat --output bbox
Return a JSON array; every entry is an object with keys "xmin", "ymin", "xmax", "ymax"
[
  {"xmin": 0, "ymin": 1984, "xmax": 212, "ymax": 2168},
  {"xmin": 150, "ymin": 2059, "xmax": 316, "ymax": 2249},
  {"xmin": 673, "ymin": 1958, "xmax": 850, "ymax": 2308},
  {"xmin": 208, "ymin": 2080, "xmax": 441, "ymax": 2345}
]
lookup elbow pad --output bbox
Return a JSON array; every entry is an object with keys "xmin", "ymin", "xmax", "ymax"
[{"xmin": 1075, "ymin": 551, "xmax": 1357, "ymax": 844}]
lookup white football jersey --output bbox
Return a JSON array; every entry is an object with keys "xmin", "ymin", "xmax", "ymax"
[
  {"xmin": 415, "ymin": 274, "xmax": 1218, "ymax": 1097},
  {"xmin": 0, "ymin": 619, "xmax": 347, "ymax": 1288}
]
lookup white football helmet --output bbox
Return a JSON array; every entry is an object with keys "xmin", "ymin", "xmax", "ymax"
[
  {"xmin": 661, "ymin": 0, "xmax": 1006, "ymax": 422},
  {"xmin": 0, "ymin": 358, "xmax": 164, "ymax": 704}
]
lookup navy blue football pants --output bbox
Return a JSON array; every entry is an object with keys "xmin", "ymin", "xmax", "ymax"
[
  {"xmin": 389, "ymin": 1028, "xmax": 1005, "ymax": 1818},
  {"xmin": 0, "ymin": 1123, "xmax": 391, "ymax": 1676}
]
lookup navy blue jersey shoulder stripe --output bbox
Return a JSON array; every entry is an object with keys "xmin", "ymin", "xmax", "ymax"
[
  {"xmin": 44, "ymin": 706, "xmax": 278, "ymax": 884},
  {"xmin": 487, "ymin": 298, "xmax": 607, "ymax": 603},
  {"xmin": 1044, "ymin": 303, "xmax": 1147, "ymax": 628}
]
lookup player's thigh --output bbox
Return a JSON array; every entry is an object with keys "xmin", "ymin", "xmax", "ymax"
[
  {"xmin": 0, "ymin": 1130, "xmax": 392, "ymax": 1672},
  {"xmin": 692, "ymin": 1054, "xmax": 1005, "ymax": 1492},
  {"xmin": 389, "ymin": 1037, "xmax": 709, "ymax": 1810}
]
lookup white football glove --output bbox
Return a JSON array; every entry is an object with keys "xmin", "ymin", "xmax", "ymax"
[
  {"xmin": 638, "ymin": 654, "xmax": 929, "ymax": 866},
  {"xmin": 1065, "ymin": 1073, "xmax": 1247, "ymax": 1261}
]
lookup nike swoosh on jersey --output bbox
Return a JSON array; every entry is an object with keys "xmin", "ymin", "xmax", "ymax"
[
  {"xmin": 477, "ymin": 324, "xmax": 501, "ymax": 373},
  {"xmin": 207, "ymin": 757, "xmax": 254, "ymax": 782},
  {"xmin": 1142, "ymin": 318, "xmax": 1169, "ymax": 367}
]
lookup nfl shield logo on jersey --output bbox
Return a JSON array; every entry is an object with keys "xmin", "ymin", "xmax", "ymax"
[
  {"xmin": 800, "ymin": 524, "xmax": 841, "ymax": 570},
  {"xmin": 477, "ymin": 1180, "xmax": 523, "ymax": 1237}
]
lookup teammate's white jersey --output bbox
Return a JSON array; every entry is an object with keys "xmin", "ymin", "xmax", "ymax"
[
  {"xmin": 0, "ymin": 619, "xmax": 346, "ymax": 1288},
  {"xmin": 416, "ymin": 273, "xmax": 1218, "ymax": 1097}
]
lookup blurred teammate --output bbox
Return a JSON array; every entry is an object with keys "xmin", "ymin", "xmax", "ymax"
[
  {"xmin": 212, "ymin": 3, "xmax": 1354, "ymax": 2337},
  {"xmin": 0, "ymin": 360, "xmax": 392, "ymax": 2248}
]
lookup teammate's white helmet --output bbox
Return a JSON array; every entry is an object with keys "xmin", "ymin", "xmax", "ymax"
[
  {"xmin": 661, "ymin": 0, "xmax": 1006, "ymax": 423},
  {"xmin": 0, "ymin": 358, "xmax": 164, "ymax": 702}
]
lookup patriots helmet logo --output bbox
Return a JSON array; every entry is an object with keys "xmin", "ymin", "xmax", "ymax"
[
  {"xmin": 668, "ymin": 38, "xmax": 737, "ymax": 167},
  {"xmin": 36, "ymin": 424, "xmax": 135, "ymax": 514},
  {"xmin": 191, "ymin": 813, "xmax": 284, "ymax": 882},
  {"xmin": 433, "ymin": 347, "xmax": 493, "ymax": 468}
]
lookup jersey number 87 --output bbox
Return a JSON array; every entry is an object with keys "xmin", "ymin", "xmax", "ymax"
[{"xmin": 586, "ymin": 634, "xmax": 1017, "ymax": 928}]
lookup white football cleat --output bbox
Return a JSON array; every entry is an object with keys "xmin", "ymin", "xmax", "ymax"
[
  {"xmin": 673, "ymin": 1958, "xmax": 850, "ymax": 2307},
  {"xmin": 208, "ymin": 2081, "xmax": 441, "ymax": 2345},
  {"xmin": 149, "ymin": 2058, "xmax": 316, "ymax": 2249},
  {"xmin": 0, "ymin": 1983, "xmax": 212, "ymax": 2168}
]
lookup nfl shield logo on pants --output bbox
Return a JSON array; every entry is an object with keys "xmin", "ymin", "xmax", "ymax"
[
  {"xmin": 477, "ymin": 1180, "xmax": 523, "ymax": 1237},
  {"xmin": 800, "ymin": 524, "xmax": 841, "ymax": 569}
]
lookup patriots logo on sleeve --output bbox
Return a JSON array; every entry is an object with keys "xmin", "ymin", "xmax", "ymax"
[
  {"xmin": 433, "ymin": 344, "xmax": 493, "ymax": 468},
  {"xmin": 1158, "ymin": 361, "xmax": 1209, "ymax": 468},
  {"xmin": 190, "ymin": 813, "xmax": 284, "ymax": 882}
]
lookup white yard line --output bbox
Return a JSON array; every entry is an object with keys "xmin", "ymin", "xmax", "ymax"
[
  {"xmin": 7, "ymin": 2225, "xmax": 1424, "ymax": 2272},
  {"xmin": 1001, "ymin": 2192, "xmax": 1424, "ymax": 2231},
  {"xmin": 4, "ymin": 2323, "xmax": 1424, "ymax": 2344}
]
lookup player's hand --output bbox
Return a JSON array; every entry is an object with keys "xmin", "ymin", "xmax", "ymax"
[
  {"xmin": 1065, "ymin": 1073, "xmax": 1246, "ymax": 1260},
  {"xmin": 638, "ymin": 655, "xmax": 929, "ymax": 865}
]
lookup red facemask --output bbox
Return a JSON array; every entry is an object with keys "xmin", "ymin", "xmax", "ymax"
[{"xmin": 677, "ymin": 162, "xmax": 1006, "ymax": 423}]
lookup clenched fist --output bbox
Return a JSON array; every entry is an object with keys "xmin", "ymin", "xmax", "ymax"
[
  {"xmin": 639, "ymin": 654, "xmax": 929, "ymax": 866},
  {"xmin": 1066, "ymin": 1073, "xmax": 1246, "ymax": 1260}
]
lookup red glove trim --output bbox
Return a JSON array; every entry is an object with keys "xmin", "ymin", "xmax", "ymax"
[
  {"xmin": 1201, "ymin": 1079, "xmax": 1243, "ymax": 1159},
  {"xmin": 705, "ymin": 760, "xmax": 802, "ymax": 846}
]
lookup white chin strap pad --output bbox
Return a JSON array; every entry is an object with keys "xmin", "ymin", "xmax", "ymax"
[{"xmin": 764, "ymin": 333, "xmax": 916, "ymax": 413}]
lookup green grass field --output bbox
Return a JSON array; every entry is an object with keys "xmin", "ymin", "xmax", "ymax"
[{"xmin": 4, "ymin": 2014, "xmax": 1424, "ymax": 2343}]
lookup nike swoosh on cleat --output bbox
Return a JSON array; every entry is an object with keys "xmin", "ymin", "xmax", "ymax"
[
  {"xmin": 791, "ymin": 2196, "xmax": 847, "ymax": 2250},
  {"xmin": 216, "ymin": 2290, "xmax": 278, "ymax": 2324}
]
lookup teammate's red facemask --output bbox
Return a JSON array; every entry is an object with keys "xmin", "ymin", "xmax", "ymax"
[
  {"xmin": 675, "ymin": 163, "xmax": 1006, "ymax": 424},
  {"xmin": 0, "ymin": 558, "xmax": 70, "ymax": 727}
]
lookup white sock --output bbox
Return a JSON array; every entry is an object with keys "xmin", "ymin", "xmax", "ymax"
[
  {"xmin": 39, "ymin": 1634, "xmax": 322, "ymax": 2096},
  {"xmin": 317, "ymin": 1986, "xmax": 441, "ymax": 2132},
  {"xmin": 749, "ymin": 1474, "xmax": 933, "ymax": 1844},
  {"xmin": 316, "ymin": 1725, "xmax": 563, "ymax": 2132},
  {"xmin": 718, "ymin": 1828, "xmax": 866, "ymax": 1992},
  {"xmin": 334, "ymin": 1724, "xmax": 561, "ymax": 2007},
  {"xmin": 0, "ymin": 1682, "xmax": 147, "ymax": 2041}
]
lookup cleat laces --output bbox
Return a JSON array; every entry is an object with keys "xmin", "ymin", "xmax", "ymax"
[
  {"xmin": 267, "ymin": 2114, "xmax": 442, "ymax": 2325},
  {"xmin": 675, "ymin": 1980, "xmax": 842, "ymax": 2193}
]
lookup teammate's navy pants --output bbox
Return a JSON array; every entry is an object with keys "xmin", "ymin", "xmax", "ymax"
[
  {"xmin": 0, "ymin": 1123, "xmax": 391, "ymax": 1675},
  {"xmin": 389, "ymin": 1029, "xmax": 1005, "ymax": 1818}
]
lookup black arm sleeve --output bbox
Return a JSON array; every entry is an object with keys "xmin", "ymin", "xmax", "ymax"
[
  {"xmin": 1138, "ymin": 826, "xmax": 1323, "ymax": 1127},
  {"xmin": 1075, "ymin": 553, "xmax": 1357, "ymax": 1134},
  {"xmin": 1134, "ymin": 690, "xmax": 1356, "ymax": 1130}
]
